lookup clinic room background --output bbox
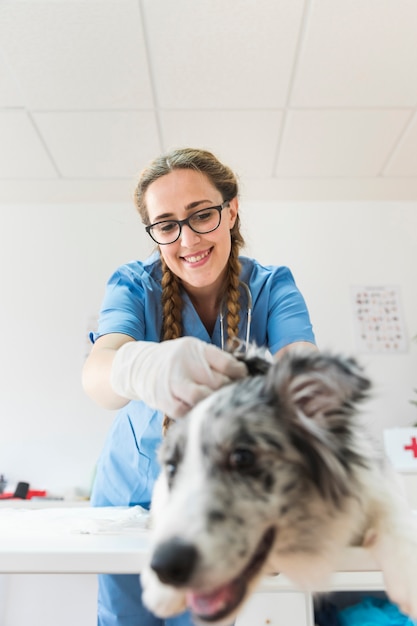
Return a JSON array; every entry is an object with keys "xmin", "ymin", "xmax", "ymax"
[
  {"xmin": 1, "ymin": 0, "xmax": 417, "ymax": 498},
  {"xmin": 0, "ymin": 200, "xmax": 416, "ymax": 497}
]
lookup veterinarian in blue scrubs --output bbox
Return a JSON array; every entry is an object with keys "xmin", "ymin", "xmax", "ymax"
[{"xmin": 83, "ymin": 148, "xmax": 317, "ymax": 626}]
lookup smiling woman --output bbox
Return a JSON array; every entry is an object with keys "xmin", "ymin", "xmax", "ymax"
[{"xmin": 81, "ymin": 147, "xmax": 316, "ymax": 626}]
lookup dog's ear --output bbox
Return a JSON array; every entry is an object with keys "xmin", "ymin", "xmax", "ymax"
[
  {"xmin": 267, "ymin": 350, "xmax": 371, "ymax": 421},
  {"xmin": 266, "ymin": 351, "xmax": 371, "ymax": 506},
  {"xmin": 227, "ymin": 338, "xmax": 273, "ymax": 376}
]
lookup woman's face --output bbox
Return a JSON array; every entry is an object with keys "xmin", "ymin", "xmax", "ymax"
[{"xmin": 145, "ymin": 168, "xmax": 238, "ymax": 297}]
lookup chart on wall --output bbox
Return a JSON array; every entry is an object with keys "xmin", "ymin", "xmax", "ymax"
[{"xmin": 351, "ymin": 285, "xmax": 407, "ymax": 354}]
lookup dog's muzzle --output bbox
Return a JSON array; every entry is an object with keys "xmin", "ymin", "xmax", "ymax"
[
  {"xmin": 150, "ymin": 527, "xmax": 276, "ymax": 624},
  {"xmin": 150, "ymin": 537, "xmax": 199, "ymax": 586}
]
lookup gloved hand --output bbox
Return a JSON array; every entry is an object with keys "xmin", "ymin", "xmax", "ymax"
[{"xmin": 110, "ymin": 337, "xmax": 248, "ymax": 418}]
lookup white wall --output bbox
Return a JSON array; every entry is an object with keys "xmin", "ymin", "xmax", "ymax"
[
  {"xmin": 242, "ymin": 202, "xmax": 417, "ymax": 437},
  {"xmin": 0, "ymin": 201, "xmax": 416, "ymax": 495},
  {"xmin": 0, "ymin": 202, "xmax": 153, "ymax": 495}
]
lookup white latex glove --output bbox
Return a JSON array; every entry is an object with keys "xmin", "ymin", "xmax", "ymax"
[{"xmin": 110, "ymin": 337, "xmax": 248, "ymax": 418}]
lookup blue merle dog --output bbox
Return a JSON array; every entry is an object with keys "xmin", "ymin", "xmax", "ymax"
[{"xmin": 142, "ymin": 348, "xmax": 417, "ymax": 625}]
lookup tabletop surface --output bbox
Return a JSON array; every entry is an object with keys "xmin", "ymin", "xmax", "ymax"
[{"xmin": 0, "ymin": 504, "xmax": 390, "ymax": 592}]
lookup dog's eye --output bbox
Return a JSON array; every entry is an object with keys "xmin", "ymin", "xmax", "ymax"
[
  {"xmin": 165, "ymin": 461, "xmax": 177, "ymax": 488},
  {"xmin": 228, "ymin": 448, "xmax": 256, "ymax": 470},
  {"xmin": 165, "ymin": 461, "xmax": 177, "ymax": 477}
]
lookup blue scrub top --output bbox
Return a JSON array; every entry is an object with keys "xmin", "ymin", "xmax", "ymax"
[{"xmin": 90, "ymin": 253, "xmax": 315, "ymax": 509}]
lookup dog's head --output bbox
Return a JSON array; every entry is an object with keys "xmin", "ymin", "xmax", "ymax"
[{"xmin": 142, "ymin": 349, "xmax": 371, "ymax": 625}]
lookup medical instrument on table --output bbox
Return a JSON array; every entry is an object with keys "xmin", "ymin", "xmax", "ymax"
[{"xmin": 219, "ymin": 281, "xmax": 252, "ymax": 353}]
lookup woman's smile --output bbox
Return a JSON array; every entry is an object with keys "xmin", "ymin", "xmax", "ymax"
[{"xmin": 181, "ymin": 247, "xmax": 213, "ymax": 266}]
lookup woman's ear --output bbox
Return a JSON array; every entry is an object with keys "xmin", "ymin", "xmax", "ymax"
[{"xmin": 227, "ymin": 197, "xmax": 239, "ymax": 228}]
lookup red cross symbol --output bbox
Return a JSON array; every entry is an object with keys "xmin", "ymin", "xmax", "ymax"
[{"xmin": 404, "ymin": 437, "xmax": 417, "ymax": 458}]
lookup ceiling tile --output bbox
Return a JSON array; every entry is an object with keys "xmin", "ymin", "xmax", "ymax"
[
  {"xmin": 291, "ymin": 0, "xmax": 417, "ymax": 107},
  {"xmin": 33, "ymin": 111, "xmax": 161, "ymax": 178},
  {"xmin": 0, "ymin": 1, "xmax": 153, "ymax": 110},
  {"xmin": 160, "ymin": 110, "xmax": 284, "ymax": 179},
  {"xmin": 143, "ymin": 0, "xmax": 304, "ymax": 108},
  {"xmin": 384, "ymin": 114, "xmax": 417, "ymax": 177},
  {"xmin": 276, "ymin": 110, "xmax": 411, "ymax": 177},
  {"xmin": 0, "ymin": 111, "xmax": 57, "ymax": 178},
  {"xmin": 0, "ymin": 56, "xmax": 25, "ymax": 107}
]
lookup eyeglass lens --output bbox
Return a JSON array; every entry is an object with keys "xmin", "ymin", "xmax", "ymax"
[{"xmin": 149, "ymin": 206, "xmax": 222, "ymax": 245}]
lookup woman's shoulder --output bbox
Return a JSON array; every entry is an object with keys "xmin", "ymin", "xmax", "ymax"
[
  {"xmin": 240, "ymin": 255, "xmax": 295, "ymax": 283},
  {"xmin": 109, "ymin": 252, "xmax": 162, "ymax": 286}
]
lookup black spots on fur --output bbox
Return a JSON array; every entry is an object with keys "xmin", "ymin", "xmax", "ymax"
[
  {"xmin": 232, "ymin": 515, "xmax": 246, "ymax": 526},
  {"xmin": 243, "ymin": 356, "xmax": 272, "ymax": 376},
  {"xmin": 263, "ymin": 472, "xmax": 275, "ymax": 493},
  {"xmin": 279, "ymin": 503, "xmax": 290, "ymax": 516},
  {"xmin": 158, "ymin": 423, "xmax": 186, "ymax": 490},
  {"xmin": 206, "ymin": 510, "xmax": 246, "ymax": 536},
  {"xmin": 207, "ymin": 510, "xmax": 226, "ymax": 524},
  {"xmin": 210, "ymin": 377, "xmax": 268, "ymax": 421},
  {"xmin": 201, "ymin": 441, "xmax": 209, "ymax": 458},
  {"xmin": 259, "ymin": 433, "xmax": 285, "ymax": 454},
  {"xmin": 282, "ymin": 480, "xmax": 297, "ymax": 495},
  {"xmin": 230, "ymin": 429, "xmax": 258, "ymax": 449},
  {"xmin": 288, "ymin": 427, "xmax": 354, "ymax": 508},
  {"xmin": 229, "ymin": 340, "xmax": 272, "ymax": 376}
]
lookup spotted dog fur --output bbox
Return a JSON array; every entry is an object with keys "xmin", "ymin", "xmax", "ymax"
[{"xmin": 142, "ymin": 349, "xmax": 417, "ymax": 625}]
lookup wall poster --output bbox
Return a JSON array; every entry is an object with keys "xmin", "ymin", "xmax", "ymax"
[{"xmin": 351, "ymin": 285, "xmax": 407, "ymax": 354}]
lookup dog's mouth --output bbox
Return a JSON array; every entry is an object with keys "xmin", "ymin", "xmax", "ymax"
[{"xmin": 185, "ymin": 526, "xmax": 276, "ymax": 623}]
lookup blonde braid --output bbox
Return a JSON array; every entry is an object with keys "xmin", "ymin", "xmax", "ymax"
[
  {"xmin": 160, "ymin": 257, "xmax": 183, "ymax": 434},
  {"xmin": 225, "ymin": 239, "xmax": 242, "ymax": 343},
  {"xmin": 161, "ymin": 257, "xmax": 183, "ymax": 341}
]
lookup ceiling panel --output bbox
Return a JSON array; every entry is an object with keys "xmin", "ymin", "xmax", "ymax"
[
  {"xmin": 291, "ymin": 0, "xmax": 417, "ymax": 107},
  {"xmin": 33, "ymin": 111, "xmax": 161, "ymax": 178},
  {"xmin": 0, "ymin": 111, "xmax": 58, "ymax": 178},
  {"xmin": 0, "ymin": 1, "xmax": 417, "ymax": 203},
  {"xmin": 384, "ymin": 113, "xmax": 417, "ymax": 177},
  {"xmin": 0, "ymin": 1, "xmax": 153, "ymax": 110},
  {"xmin": 0, "ymin": 56, "xmax": 24, "ymax": 107},
  {"xmin": 276, "ymin": 110, "xmax": 412, "ymax": 177},
  {"xmin": 143, "ymin": 0, "xmax": 305, "ymax": 109},
  {"xmin": 161, "ymin": 110, "xmax": 284, "ymax": 179}
]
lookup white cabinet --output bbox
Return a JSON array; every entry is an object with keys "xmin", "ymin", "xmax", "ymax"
[
  {"xmin": 1, "ymin": 575, "xmax": 97, "ymax": 626},
  {"xmin": 236, "ymin": 591, "xmax": 314, "ymax": 626}
]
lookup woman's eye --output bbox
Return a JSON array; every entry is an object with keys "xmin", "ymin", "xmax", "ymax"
[
  {"xmin": 193, "ymin": 210, "xmax": 213, "ymax": 223},
  {"xmin": 159, "ymin": 222, "xmax": 176, "ymax": 233}
]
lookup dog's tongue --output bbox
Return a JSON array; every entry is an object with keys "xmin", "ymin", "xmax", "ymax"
[{"xmin": 186, "ymin": 580, "xmax": 244, "ymax": 618}]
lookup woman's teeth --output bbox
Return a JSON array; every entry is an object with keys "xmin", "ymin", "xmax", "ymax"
[{"xmin": 184, "ymin": 250, "xmax": 210, "ymax": 263}]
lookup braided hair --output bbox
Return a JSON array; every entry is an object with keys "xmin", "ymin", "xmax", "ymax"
[{"xmin": 134, "ymin": 148, "xmax": 246, "ymax": 433}]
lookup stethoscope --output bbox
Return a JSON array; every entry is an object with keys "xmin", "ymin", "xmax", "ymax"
[{"xmin": 219, "ymin": 281, "xmax": 253, "ymax": 353}]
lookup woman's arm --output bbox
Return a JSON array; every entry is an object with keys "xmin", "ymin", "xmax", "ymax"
[
  {"xmin": 274, "ymin": 340, "xmax": 318, "ymax": 360},
  {"xmin": 82, "ymin": 333, "xmax": 135, "ymax": 410},
  {"xmin": 83, "ymin": 334, "xmax": 248, "ymax": 417}
]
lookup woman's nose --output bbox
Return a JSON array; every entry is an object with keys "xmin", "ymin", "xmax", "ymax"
[{"xmin": 179, "ymin": 224, "xmax": 201, "ymax": 246}]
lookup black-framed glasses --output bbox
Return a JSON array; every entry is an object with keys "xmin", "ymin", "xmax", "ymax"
[{"xmin": 145, "ymin": 202, "xmax": 229, "ymax": 245}]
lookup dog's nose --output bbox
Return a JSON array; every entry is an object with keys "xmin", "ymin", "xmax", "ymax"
[{"xmin": 150, "ymin": 537, "xmax": 199, "ymax": 586}]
